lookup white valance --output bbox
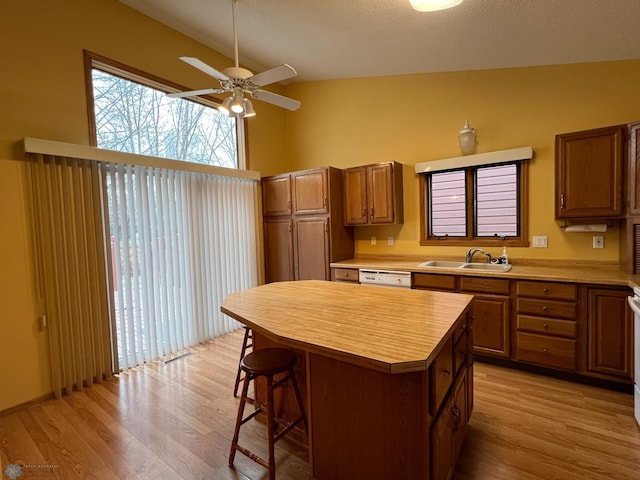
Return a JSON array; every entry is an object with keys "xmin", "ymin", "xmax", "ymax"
[
  {"xmin": 23, "ymin": 137, "xmax": 260, "ymax": 181},
  {"xmin": 414, "ymin": 146, "xmax": 533, "ymax": 174}
]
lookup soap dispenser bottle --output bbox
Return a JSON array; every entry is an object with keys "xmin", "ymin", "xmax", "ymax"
[{"xmin": 501, "ymin": 246, "xmax": 509, "ymax": 265}]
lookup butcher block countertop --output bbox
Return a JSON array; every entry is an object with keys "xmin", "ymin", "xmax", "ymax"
[
  {"xmin": 221, "ymin": 280, "xmax": 473, "ymax": 374},
  {"xmin": 331, "ymin": 256, "xmax": 640, "ymax": 288}
]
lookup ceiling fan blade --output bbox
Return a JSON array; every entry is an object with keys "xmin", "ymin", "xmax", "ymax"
[
  {"xmin": 167, "ymin": 88, "xmax": 223, "ymax": 98},
  {"xmin": 252, "ymin": 90, "xmax": 301, "ymax": 111},
  {"xmin": 179, "ymin": 56, "xmax": 229, "ymax": 81},
  {"xmin": 249, "ymin": 64, "xmax": 298, "ymax": 87}
]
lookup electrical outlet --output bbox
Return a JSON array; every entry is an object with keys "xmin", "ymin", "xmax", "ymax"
[
  {"xmin": 371, "ymin": 236, "xmax": 376, "ymax": 245},
  {"xmin": 593, "ymin": 235, "xmax": 604, "ymax": 248},
  {"xmin": 532, "ymin": 235, "xmax": 548, "ymax": 248},
  {"xmin": 387, "ymin": 236, "xmax": 394, "ymax": 246}
]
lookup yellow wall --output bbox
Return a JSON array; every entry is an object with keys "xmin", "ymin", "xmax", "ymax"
[
  {"xmin": 0, "ymin": 0, "xmax": 284, "ymax": 411},
  {"xmin": 284, "ymin": 61, "xmax": 640, "ymax": 261},
  {"xmin": 1, "ymin": 0, "xmax": 639, "ymax": 411}
]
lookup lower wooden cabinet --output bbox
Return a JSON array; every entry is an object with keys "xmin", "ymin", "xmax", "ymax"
[
  {"xmin": 264, "ymin": 217, "xmax": 294, "ymax": 282},
  {"xmin": 586, "ymin": 287, "xmax": 633, "ymax": 381},
  {"xmin": 515, "ymin": 332, "xmax": 576, "ymax": 371},
  {"xmin": 430, "ymin": 314, "xmax": 472, "ymax": 480},
  {"xmin": 514, "ymin": 280, "xmax": 578, "ymax": 371},
  {"xmin": 460, "ymin": 277, "xmax": 511, "ymax": 359}
]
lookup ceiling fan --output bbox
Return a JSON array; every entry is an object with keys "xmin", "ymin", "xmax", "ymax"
[{"xmin": 167, "ymin": 0, "xmax": 301, "ymax": 118}]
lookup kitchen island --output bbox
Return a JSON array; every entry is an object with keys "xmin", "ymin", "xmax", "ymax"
[{"xmin": 221, "ymin": 280, "xmax": 474, "ymax": 480}]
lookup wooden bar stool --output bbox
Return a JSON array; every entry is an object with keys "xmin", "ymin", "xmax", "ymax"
[
  {"xmin": 228, "ymin": 347, "xmax": 308, "ymax": 479},
  {"xmin": 233, "ymin": 326, "xmax": 253, "ymax": 397}
]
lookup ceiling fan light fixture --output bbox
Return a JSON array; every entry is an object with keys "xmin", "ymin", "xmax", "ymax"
[
  {"xmin": 230, "ymin": 90, "xmax": 244, "ymax": 113},
  {"xmin": 409, "ymin": 0, "xmax": 463, "ymax": 12},
  {"xmin": 242, "ymin": 98, "xmax": 256, "ymax": 118},
  {"xmin": 218, "ymin": 96, "xmax": 233, "ymax": 115}
]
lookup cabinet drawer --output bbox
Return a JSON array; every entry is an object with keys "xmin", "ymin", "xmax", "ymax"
[
  {"xmin": 460, "ymin": 277, "xmax": 510, "ymax": 295},
  {"xmin": 516, "ymin": 281, "xmax": 577, "ymax": 301},
  {"xmin": 516, "ymin": 298, "xmax": 577, "ymax": 320},
  {"xmin": 516, "ymin": 314, "xmax": 577, "ymax": 338},
  {"xmin": 454, "ymin": 330, "xmax": 468, "ymax": 375},
  {"xmin": 430, "ymin": 337, "xmax": 453, "ymax": 416},
  {"xmin": 333, "ymin": 268, "xmax": 359, "ymax": 282},
  {"xmin": 413, "ymin": 273, "xmax": 456, "ymax": 291},
  {"xmin": 515, "ymin": 332, "xmax": 576, "ymax": 371}
]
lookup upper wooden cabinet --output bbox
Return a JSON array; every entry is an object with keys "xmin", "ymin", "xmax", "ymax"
[
  {"xmin": 343, "ymin": 162, "xmax": 404, "ymax": 225},
  {"xmin": 585, "ymin": 287, "xmax": 633, "ymax": 382},
  {"xmin": 292, "ymin": 169, "xmax": 329, "ymax": 215},
  {"xmin": 262, "ymin": 174, "xmax": 292, "ymax": 217},
  {"xmin": 626, "ymin": 121, "xmax": 640, "ymax": 217},
  {"xmin": 262, "ymin": 167, "xmax": 353, "ymax": 283},
  {"xmin": 555, "ymin": 125, "xmax": 626, "ymax": 219}
]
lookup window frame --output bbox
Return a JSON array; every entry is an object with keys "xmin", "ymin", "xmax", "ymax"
[
  {"xmin": 82, "ymin": 50, "xmax": 249, "ymax": 170},
  {"xmin": 419, "ymin": 160, "xmax": 529, "ymax": 247}
]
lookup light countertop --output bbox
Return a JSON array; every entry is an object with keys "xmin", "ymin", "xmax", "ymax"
[
  {"xmin": 221, "ymin": 280, "xmax": 473, "ymax": 374},
  {"xmin": 331, "ymin": 257, "xmax": 640, "ymax": 288}
]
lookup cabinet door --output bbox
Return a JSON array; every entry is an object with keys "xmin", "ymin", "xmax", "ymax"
[
  {"xmin": 628, "ymin": 121, "xmax": 640, "ymax": 216},
  {"xmin": 586, "ymin": 288, "xmax": 633, "ymax": 379},
  {"xmin": 294, "ymin": 216, "xmax": 330, "ymax": 280},
  {"xmin": 292, "ymin": 168, "xmax": 328, "ymax": 215},
  {"xmin": 343, "ymin": 167, "xmax": 368, "ymax": 225},
  {"xmin": 555, "ymin": 125, "xmax": 625, "ymax": 219},
  {"xmin": 471, "ymin": 295, "xmax": 510, "ymax": 358},
  {"xmin": 368, "ymin": 163, "xmax": 395, "ymax": 224},
  {"xmin": 430, "ymin": 395, "xmax": 454, "ymax": 480},
  {"xmin": 263, "ymin": 218, "xmax": 294, "ymax": 283},
  {"xmin": 262, "ymin": 175, "xmax": 291, "ymax": 216}
]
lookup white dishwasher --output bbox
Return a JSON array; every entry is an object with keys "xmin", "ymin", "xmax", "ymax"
[
  {"xmin": 358, "ymin": 269, "xmax": 412, "ymax": 288},
  {"xmin": 628, "ymin": 286, "xmax": 640, "ymax": 427}
]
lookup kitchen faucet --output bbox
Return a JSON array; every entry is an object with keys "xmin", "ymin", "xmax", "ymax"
[{"xmin": 466, "ymin": 247, "xmax": 487, "ymax": 263}]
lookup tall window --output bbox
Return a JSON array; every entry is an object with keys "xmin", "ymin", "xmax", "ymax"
[
  {"xmin": 84, "ymin": 52, "xmax": 257, "ymax": 370},
  {"xmin": 421, "ymin": 161, "xmax": 528, "ymax": 246},
  {"xmin": 85, "ymin": 51, "xmax": 244, "ymax": 169}
]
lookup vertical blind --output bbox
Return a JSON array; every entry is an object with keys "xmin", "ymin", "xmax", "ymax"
[
  {"xmin": 106, "ymin": 164, "xmax": 258, "ymax": 370},
  {"xmin": 26, "ymin": 137, "xmax": 260, "ymax": 393},
  {"xmin": 30, "ymin": 154, "xmax": 113, "ymax": 397}
]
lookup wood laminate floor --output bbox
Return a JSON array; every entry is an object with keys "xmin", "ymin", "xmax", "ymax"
[{"xmin": 1, "ymin": 329, "xmax": 639, "ymax": 479}]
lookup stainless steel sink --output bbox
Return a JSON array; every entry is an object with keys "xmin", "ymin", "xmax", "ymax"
[
  {"xmin": 417, "ymin": 260, "xmax": 512, "ymax": 273},
  {"xmin": 461, "ymin": 263, "xmax": 511, "ymax": 272},
  {"xmin": 417, "ymin": 260, "xmax": 466, "ymax": 268}
]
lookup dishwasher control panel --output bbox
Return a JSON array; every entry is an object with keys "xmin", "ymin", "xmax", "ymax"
[{"xmin": 358, "ymin": 269, "xmax": 412, "ymax": 288}]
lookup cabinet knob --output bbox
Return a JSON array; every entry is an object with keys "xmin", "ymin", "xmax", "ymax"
[
  {"xmin": 543, "ymin": 288, "xmax": 549, "ymax": 294},
  {"xmin": 542, "ymin": 305, "xmax": 548, "ymax": 311},
  {"xmin": 370, "ymin": 207, "xmax": 374, "ymax": 217},
  {"xmin": 543, "ymin": 348, "xmax": 548, "ymax": 353},
  {"xmin": 543, "ymin": 323, "xmax": 549, "ymax": 329}
]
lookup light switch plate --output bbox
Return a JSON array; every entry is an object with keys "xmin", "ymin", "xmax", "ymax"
[
  {"xmin": 371, "ymin": 236, "xmax": 376, "ymax": 245},
  {"xmin": 532, "ymin": 235, "xmax": 548, "ymax": 248},
  {"xmin": 387, "ymin": 236, "xmax": 394, "ymax": 246}
]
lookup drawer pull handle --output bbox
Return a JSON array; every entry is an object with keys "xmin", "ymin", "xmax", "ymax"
[
  {"xmin": 542, "ymin": 305, "xmax": 548, "ymax": 311},
  {"xmin": 441, "ymin": 369, "xmax": 450, "ymax": 376}
]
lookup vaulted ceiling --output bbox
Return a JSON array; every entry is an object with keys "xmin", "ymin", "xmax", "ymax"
[{"xmin": 120, "ymin": 0, "xmax": 640, "ymax": 82}]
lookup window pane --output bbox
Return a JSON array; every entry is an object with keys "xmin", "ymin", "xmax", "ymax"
[
  {"xmin": 430, "ymin": 170, "xmax": 466, "ymax": 236},
  {"xmin": 92, "ymin": 69, "xmax": 238, "ymax": 168},
  {"xmin": 476, "ymin": 164, "xmax": 518, "ymax": 237}
]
